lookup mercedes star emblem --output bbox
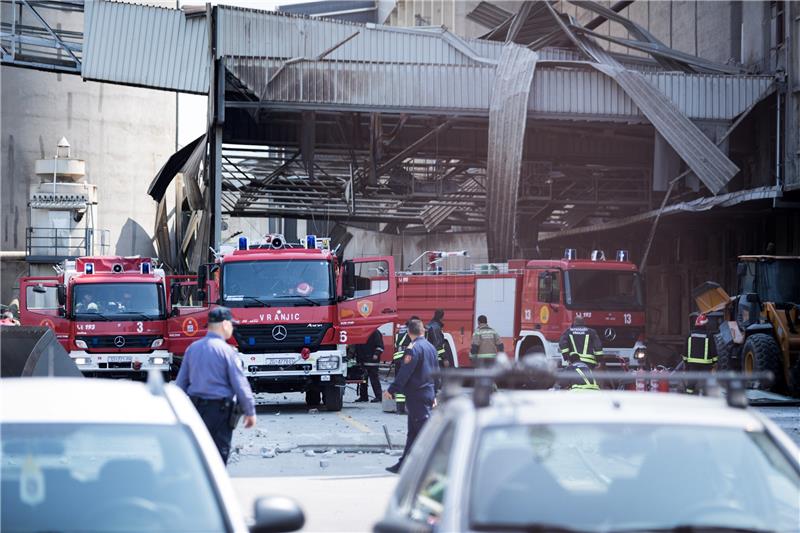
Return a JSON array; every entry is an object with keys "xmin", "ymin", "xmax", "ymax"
[
  {"xmin": 604, "ymin": 328, "xmax": 617, "ymax": 341},
  {"xmin": 114, "ymin": 336, "xmax": 126, "ymax": 348},
  {"xmin": 272, "ymin": 325, "xmax": 288, "ymax": 341}
]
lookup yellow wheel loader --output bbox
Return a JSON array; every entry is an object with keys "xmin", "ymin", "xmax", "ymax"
[{"xmin": 693, "ymin": 256, "xmax": 800, "ymax": 396}]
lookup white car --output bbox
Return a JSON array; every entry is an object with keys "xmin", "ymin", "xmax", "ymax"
[
  {"xmin": 376, "ymin": 385, "xmax": 800, "ymax": 533},
  {"xmin": 0, "ymin": 375, "xmax": 304, "ymax": 533}
]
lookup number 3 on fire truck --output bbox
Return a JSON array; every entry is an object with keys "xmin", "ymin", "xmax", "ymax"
[
  {"xmin": 339, "ymin": 330, "xmax": 348, "ymax": 343},
  {"xmin": 624, "ymin": 313, "xmax": 632, "ymax": 325},
  {"xmin": 137, "ymin": 321, "xmax": 143, "ymax": 332}
]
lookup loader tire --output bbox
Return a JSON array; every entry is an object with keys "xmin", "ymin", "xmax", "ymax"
[
  {"xmin": 714, "ymin": 334, "xmax": 736, "ymax": 372},
  {"xmin": 788, "ymin": 359, "xmax": 800, "ymax": 398},
  {"xmin": 742, "ymin": 334, "xmax": 783, "ymax": 392}
]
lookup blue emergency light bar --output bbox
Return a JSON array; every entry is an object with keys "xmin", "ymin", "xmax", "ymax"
[
  {"xmin": 238, "ymin": 236, "xmax": 248, "ymax": 250},
  {"xmin": 141, "ymin": 262, "xmax": 151, "ymax": 274},
  {"xmin": 84, "ymin": 263, "xmax": 94, "ymax": 275},
  {"xmin": 306, "ymin": 235, "xmax": 316, "ymax": 249}
]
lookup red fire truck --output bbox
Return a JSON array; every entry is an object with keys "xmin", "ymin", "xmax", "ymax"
[
  {"xmin": 19, "ymin": 256, "xmax": 172, "ymax": 379},
  {"xmin": 167, "ymin": 235, "xmax": 397, "ymax": 411},
  {"xmin": 393, "ymin": 249, "xmax": 647, "ymax": 369}
]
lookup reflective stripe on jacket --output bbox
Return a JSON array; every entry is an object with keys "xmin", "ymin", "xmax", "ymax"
[
  {"xmin": 471, "ymin": 325, "xmax": 500, "ymax": 358},
  {"xmin": 683, "ymin": 334, "xmax": 717, "ymax": 365}
]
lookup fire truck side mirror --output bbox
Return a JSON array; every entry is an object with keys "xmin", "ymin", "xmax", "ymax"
[
  {"xmin": 341, "ymin": 260, "xmax": 356, "ymax": 299},
  {"xmin": 170, "ymin": 283, "xmax": 181, "ymax": 307},
  {"xmin": 56, "ymin": 284, "xmax": 67, "ymax": 307},
  {"xmin": 538, "ymin": 272, "xmax": 555, "ymax": 303},
  {"xmin": 197, "ymin": 289, "xmax": 208, "ymax": 304},
  {"xmin": 197, "ymin": 265, "xmax": 208, "ymax": 289}
]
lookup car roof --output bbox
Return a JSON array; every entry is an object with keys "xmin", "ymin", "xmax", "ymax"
[
  {"xmin": 463, "ymin": 390, "xmax": 765, "ymax": 431},
  {"xmin": 0, "ymin": 378, "xmax": 178, "ymax": 425}
]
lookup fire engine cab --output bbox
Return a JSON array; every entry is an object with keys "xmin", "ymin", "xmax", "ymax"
[
  {"xmin": 19, "ymin": 256, "xmax": 171, "ymax": 379},
  {"xmin": 167, "ymin": 235, "xmax": 397, "ymax": 411},
  {"xmin": 395, "ymin": 249, "xmax": 647, "ymax": 368}
]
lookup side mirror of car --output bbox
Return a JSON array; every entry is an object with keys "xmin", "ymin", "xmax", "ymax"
[
  {"xmin": 250, "ymin": 496, "xmax": 305, "ymax": 533},
  {"xmin": 374, "ymin": 516, "xmax": 433, "ymax": 533}
]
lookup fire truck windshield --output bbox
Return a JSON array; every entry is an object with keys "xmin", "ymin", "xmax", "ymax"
[
  {"xmin": 564, "ymin": 270, "xmax": 643, "ymax": 310},
  {"xmin": 72, "ymin": 283, "xmax": 163, "ymax": 320},
  {"xmin": 222, "ymin": 260, "xmax": 334, "ymax": 307}
]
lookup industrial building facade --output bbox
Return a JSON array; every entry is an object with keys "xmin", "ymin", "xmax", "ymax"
[{"xmin": 2, "ymin": 0, "xmax": 798, "ymax": 358}]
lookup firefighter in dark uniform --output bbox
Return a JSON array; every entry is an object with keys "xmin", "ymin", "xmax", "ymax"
[
  {"xmin": 683, "ymin": 313, "xmax": 718, "ymax": 394},
  {"xmin": 384, "ymin": 318, "xmax": 439, "ymax": 473},
  {"xmin": 558, "ymin": 316, "xmax": 604, "ymax": 368},
  {"xmin": 470, "ymin": 315, "xmax": 504, "ymax": 367},
  {"xmin": 354, "ymin": 328, "xmax": 384, "ymax": 402},
  {"xmin": 176, "ymin": 307, "xmax": 256, "ymax": 464},
  {"xmin": 392, "ymin": 316, "xmax": 419, "ymax": 414},
  {"xmin": 426, "ymin": 309, "xmax": 452, "ymax": 367}
]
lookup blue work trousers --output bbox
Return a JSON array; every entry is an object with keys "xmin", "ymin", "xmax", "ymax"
[
  {"xmin": 193, "ymin": 398, "xmax": 234, "ymax": 464},
  {"xmin": 399, "ymin": 390, "xmax": 435, "ymax": 464}
]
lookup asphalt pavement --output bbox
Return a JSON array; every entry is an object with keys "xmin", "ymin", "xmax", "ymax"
[{"xmin": 228, "ymin": 379, "xmax": 402, "ymax": 532}]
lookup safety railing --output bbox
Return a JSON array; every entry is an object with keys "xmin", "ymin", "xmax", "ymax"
[{"xmin": 26, "ymin": 227, "xmax": 109, "ymax": 260}]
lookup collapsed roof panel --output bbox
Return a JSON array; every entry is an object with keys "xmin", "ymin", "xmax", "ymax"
[{"xmin": 486, "ymin": 45, "xmax": 539, "ymax": 262}]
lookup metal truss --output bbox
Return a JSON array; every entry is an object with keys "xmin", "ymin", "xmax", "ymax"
[{"xmin": 1, "ymin": 0, "xmax": 83, "ymax": 74}]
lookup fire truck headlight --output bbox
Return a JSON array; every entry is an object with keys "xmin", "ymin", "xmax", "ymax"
[
  {"xmin": 634, "ymin": 348, "xmax": 647, "ymax": 360},
  {"xmin": 151, "ymin": 338, "xmax": 164, "ymax": 348},
  {"xmin": 74, "ymin": 357, "xmax": 90, "ymax": 365},
  {"xmin": 317, "ymin": 356, "xmax": 339, "ymax": 371},
  {"xmin": 150, "ymin": 357, "xmax": 166, "ymax": 365},
  {"xmin": 75, "ymin": 340, "xmax": 88, "ymax": 349}
]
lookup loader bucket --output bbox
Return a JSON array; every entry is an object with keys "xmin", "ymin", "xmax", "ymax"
[
  {"xmin": 692, "ymin": 282, "xmax": 732, "ymax": 314},
  {"xmin": 0, "ymin": 326, "xmax": 82, "ymax": 378}
]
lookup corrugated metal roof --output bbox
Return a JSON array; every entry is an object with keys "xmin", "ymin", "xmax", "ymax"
[
  {"xmin": 486, "ymin": 45, "xmax": 538, "ymax": 262},
  {"xmin": 594, "ymin": 64, "xmax": 739, "ymax": 194},
  {"xmin": 226, "ymin": 57, "xmax": 495, "ymax": 113},
  {"xmin": 467, "ymin": 1, "xmax": 513, "ymax": 30},
  {"xmin": 216, "ymin": 5, "xmax": 498, "ymax": 66},
  {"xmin": 226, "ymin": 57, "xmax": 773, "ymax": 121},
  {"xmin": 83, "ymin": 1, "xmax": 209, "ymax": 94}
]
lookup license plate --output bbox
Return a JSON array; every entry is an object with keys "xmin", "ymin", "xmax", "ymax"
[
  {"xmin": 108, "ymin": 356, "xmax": 132, "ymax": 363},
  {"xmin": 320, "ymin": 375, "xmax": 331, "ymax": 381},
  {"xmin": 266, "ymin": 358, "xmax": 295, "ymax": 366}
]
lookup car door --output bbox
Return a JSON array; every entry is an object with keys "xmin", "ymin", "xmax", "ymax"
[
  {"xmin": 338, "ymin": 256, "xmax": 398, "ymax": 345},
  {"xmin": 165, "ymin": 275, "xmax": 210, "ymax": 359},
  {"xmin": 19, "ymin": 276, "xmax": 71, "ymax": 349}
]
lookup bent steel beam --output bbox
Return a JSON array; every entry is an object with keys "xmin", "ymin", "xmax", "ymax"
[{"xmin": 486, "ymin": 45, "xmax": 539, "ymax": 262}]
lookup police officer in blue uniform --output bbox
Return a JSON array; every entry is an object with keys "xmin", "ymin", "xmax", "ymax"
[
  {"xmin": 176, "ymin": 307, "xmax": 256, "ymax": 464},
  {"xmin": 384, "ymin": 318, "xmax": 439, "ymax": 474}
]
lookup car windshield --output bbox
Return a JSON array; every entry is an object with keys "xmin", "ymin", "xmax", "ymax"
[
  {"xmin": 565, "ymin": 270, "xmax": 643, "ymax": 310},
  {"xmin": 741, "ymin": 260, "xmax": 800, "ymax": 304},
  {"xmin": 73, "ymin": 282, "xmax": 163, "ymax": 320},
  {"xmin": 223, "ymin": 259, "xmax": 333, "ymax": 307},
  {"xmin": 470, "ymin": 423, "xmax": 799, "ymax": 532},
  {"xmin": 1, "ymin": 423, "xmax": 227, "ymax": 533}
]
